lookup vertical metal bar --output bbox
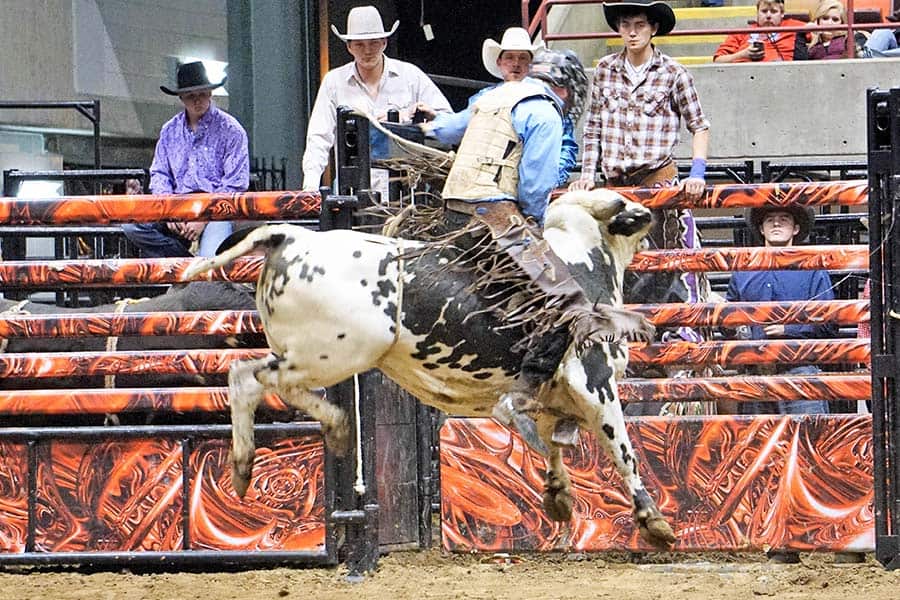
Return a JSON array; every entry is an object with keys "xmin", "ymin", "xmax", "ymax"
[
  {"xmin": 26, "ymin": 439, "xmax": 37, "ymax": 552},
  {"xmin": 92, "ymin": 100, "xmax": 102, "ymax": 169},
  {"xmin": 181, "ymin": 436, "xmax": 192, "ymax": 550},
  {"xmin": 415, "ymin": 402, "xmax": 433, "ymax": 548}
]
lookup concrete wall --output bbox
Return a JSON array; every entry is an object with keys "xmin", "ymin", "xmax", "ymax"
[
  {"xmin": 0, "ymin": 0, "xmax": 228, "ymax": 145},
  {"xmin": 676, "ymin": 58, "xmax": 900, "ymax": 161}
]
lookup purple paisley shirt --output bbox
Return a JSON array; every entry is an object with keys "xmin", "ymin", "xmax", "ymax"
[{"xmin": 149, "ymin": 104, "xmax": 249, "ymax": 195}]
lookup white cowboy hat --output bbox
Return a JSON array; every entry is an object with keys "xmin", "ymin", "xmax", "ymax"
[
  {"xmin": 481, "ymin": 27, "xmax": 545, "ymax": 79},
  {"xmin": 331, "ymin": 5, "xmax": 399, "ymax": 41}
]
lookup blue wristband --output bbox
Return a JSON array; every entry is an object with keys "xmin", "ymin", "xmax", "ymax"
[{"xmin": 689, "ymin": 158, "xmax": 707, "ymax": 180}]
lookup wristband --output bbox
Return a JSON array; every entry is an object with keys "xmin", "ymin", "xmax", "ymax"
[{"xmin": 689, "ymin": 158, "xmax": 707, "ymax": 180}]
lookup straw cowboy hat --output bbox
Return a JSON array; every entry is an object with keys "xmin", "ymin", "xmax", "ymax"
[
  {"xmin": 602, "ymin": 0, "xmax": 677, "ymax": 37},
  {"xmin": 160, "ymin": 61, "xmax": 226, "ymax": 96},
  {"xmin": 331, "ymin": 5, "xmax": 399, "ymax": 41},
  {"xmin": 482, "ymin": 27, "xmax": 545, "ymax": 79},
  {"xmin": 745, "ymin": 205, "xmax": 816, "ymax": 243}
]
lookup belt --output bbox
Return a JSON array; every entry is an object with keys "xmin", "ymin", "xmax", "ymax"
[{"xmin": 607, "ymin": 158, "xmax": 674, "ymax": 187}]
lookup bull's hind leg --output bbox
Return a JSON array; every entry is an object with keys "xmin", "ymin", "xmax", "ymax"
[
  {"xmin": 255, "ymin": 354, "xmax": 350, "ymax": 456},
  {"xmin": 559, "ymin": 349, "xmax": 676, "ymax": 549},
  {"xmin": 228, "ymin": 356, "xmax": 270, "ymax": 497}
]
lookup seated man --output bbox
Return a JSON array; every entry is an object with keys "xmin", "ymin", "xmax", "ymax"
[
  {"xmin": 713, "ymin": 0, "xmax": 808, "ymax": 62},
  {"xmin": 726, "ymin": 204, "xmax": 836, "ymax": 415},
  {"xmin": 861, "ymin": 11, "xmax": 900, "ymax": 58},
  {"xmin": 124, "ymin": 61, "xmax": 249, "ymax": 257}
]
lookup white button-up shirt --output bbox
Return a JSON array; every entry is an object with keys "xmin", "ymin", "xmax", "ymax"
[{"xmin": 301, "ymin": 56, "xmax": 451, "ymax": 190}]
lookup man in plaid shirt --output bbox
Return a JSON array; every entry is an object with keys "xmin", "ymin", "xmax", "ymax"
[{"xmin": 571, "ymin": 0, "xmax": 711, "ymax": 415}]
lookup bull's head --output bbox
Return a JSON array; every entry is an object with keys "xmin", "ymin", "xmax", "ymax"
[{"xmin": 544, "ymin": 189, "xmax": 652, "ymax": 264}]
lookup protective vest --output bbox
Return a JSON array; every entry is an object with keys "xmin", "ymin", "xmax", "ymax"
[{"xmin": 442, "ymin": 81, "xmax": 559, "ymax": 201}]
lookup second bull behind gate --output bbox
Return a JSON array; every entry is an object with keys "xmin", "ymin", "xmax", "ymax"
[{"xmin": 185, "ymin": 188, "xmax": 678, "ymax": 549}]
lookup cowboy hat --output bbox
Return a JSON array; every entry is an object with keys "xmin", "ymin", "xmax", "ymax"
[
  {"xmin": 482, "ymin": 27, "xmax": 545, "ymax": 79},
  {"xmin": 160, "ymin": 61, "xmax": 226, "ymax": 96},
  {"xmin": 602, "ymin": 0, "xmax": 677, "ymax": 37},
  {"xmin": 745, "ymin": 205, "xmax": 816, "ymax": 244},
  {"xmin": 331, "ymin": 5, "xmax": 399, "ymax": 41}
]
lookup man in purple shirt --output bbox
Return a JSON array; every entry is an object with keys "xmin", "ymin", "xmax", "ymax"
[{"xmin": 123, "ymin": 61, "xmax": 249, "ymax": 257}]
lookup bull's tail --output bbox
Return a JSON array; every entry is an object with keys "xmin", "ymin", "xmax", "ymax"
[{"xmin": 182, "ymin": 224, "xmax": 290, "ymax": 280}]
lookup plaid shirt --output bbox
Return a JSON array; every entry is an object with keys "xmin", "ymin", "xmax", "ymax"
[{"xmin": 581, "ymin": 48, "xmax": 709, "ymax": 182}]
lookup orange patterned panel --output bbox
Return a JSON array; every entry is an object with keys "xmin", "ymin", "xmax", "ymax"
[
  {"xmin": 440, "ymin": 415, "xmax": 873, "ymax": 552},
  {"xmin": 34, "ymin": 438, "xmax": 185, "ymax": 552},
  {"xmin": 0, "ymin": 441, "xmax": 28, "ymax": 553},
  {"xmin": 189, "ymin": 438, "xmax": 325, "ymax": 551},
  {"xmin": 0, "ymin": 191, "xmax": 320, "ymax": 225},
  {"xmin": 30, "ymin": 434, "xmax": 324, "ymax": 553}
]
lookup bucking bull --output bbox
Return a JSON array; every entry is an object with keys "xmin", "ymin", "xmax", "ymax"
[{"xmin": 185, "ymin": 189, "xmax": 677, "ymax": 548}]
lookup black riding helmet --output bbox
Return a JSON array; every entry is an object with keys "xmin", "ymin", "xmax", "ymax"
[{"xmin": 528, "ymin": 49, "xmax": 588, "ymax": 123}]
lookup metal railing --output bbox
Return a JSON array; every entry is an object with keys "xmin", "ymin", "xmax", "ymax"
[{"xmin": 523, "ymin": 0, "xmax": 899, "ymax": 59}]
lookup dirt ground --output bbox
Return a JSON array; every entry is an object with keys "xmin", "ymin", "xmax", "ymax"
[{"xmin": 2, "ymin": 549, "xmax": 899, "ymax": 600}]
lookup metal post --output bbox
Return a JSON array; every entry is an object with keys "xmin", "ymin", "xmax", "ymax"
[{"xmin": 867, "ymin": 87, "xmax": 900, "ymax": 570}]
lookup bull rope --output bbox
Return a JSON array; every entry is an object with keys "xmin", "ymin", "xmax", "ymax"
[
  {"xmin": 103, "ymin": 297, "xmax": 150, "ymax": 389},
  {"xmin": 351, "ymin": 241, "xmax": 406, "ymax": 497}
]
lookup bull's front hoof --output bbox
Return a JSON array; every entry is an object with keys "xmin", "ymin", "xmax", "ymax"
[
  {"xmin": 542, "ymin": 472, "xmax": 573, "ymax": 521},
  {"xmin": 638, "ymin": 514, "xmax": 677, "ymax": 549},
  {"xmin": 231, "ymin": 464, "xmax": 252, "ymax": 498}
]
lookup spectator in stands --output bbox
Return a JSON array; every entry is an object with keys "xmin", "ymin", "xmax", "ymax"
[
  {"xmin": 726, "ymin": 205, "xmax": 836, "ymax": 416},
  {"xmin": 861, "ymin": 10, "xmax": 900, "ymax": 57},
  {"xmin": 713, "ymin": 0, "xmax": 808, "ymax": 62},
  {"xmin": 123, "ymin": 61, "xmax": 249, "ymax": 258},
  {"xmin": 301, "ymin": 5, "xmax": 451, "ymax": 192},
  {"xmin": 807, "ymin": 0, "xmax": 849, "ymax": 59},
  {"xmin": 477, "ymin": 28, "xmax": 580, "ymax": 187}
]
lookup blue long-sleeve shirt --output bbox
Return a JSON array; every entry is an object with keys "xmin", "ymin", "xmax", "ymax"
[
  {"xmin": 429, "ymin": 79, "xmax": 563, "ymax": 223},
  {"xmin": 726, "ymin": 270, "xmax": 837, "ymax": 339},
  {"xmin": 558, "ymin": 115, "xmax": 578, "ymax": 187}
]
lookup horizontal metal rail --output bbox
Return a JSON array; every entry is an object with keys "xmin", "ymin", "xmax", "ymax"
[
  {"xmin": 628, "ymin": 299, "xmax": 869, "ymax": 327},
  {"xmin": 0, "ymin": 301, "xmax": 868, "ymax": 338},
  {"xmin": 619, "ymin": 373, "xmax": 870, "ymax": 403},
  {"xmin": 0, "ymin": 337, "xmax": 869, "ymax": 378},
  {"xmin": 0, "ymin": 245, "xmax": 869, "ymax": 289},
  {"xmin": 630, "ymin": 338, "xmax": 869, "ymax": 366},
  {"xmin": 0, "ymin": 190, "xmax": 320, "ymax": 224}
]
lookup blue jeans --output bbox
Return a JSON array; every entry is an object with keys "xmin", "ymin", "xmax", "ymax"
[
  {"xmin": 122, "ymin": 221, "xmax": 233, "ymax": 258},
  {"xmin": 862, "ymin": 29, "xmax": 900, "ymax": 57},
  {"xmin": 739, "ymin": 365, "xmax": 829, "ymax": 415}
]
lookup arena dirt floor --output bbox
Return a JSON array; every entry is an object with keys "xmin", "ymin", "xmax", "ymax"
[{"xmin": 2, "ymin": 549, "xmax": 899, "ymax": 599}]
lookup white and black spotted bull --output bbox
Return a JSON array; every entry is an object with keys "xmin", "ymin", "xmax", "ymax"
[{"xmin": 184, "ymin": 189, "xmax": 676, "ymax": 548}]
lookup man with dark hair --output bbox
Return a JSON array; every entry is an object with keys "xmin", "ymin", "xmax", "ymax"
[
  {"xmin": 570, "ymin": 1, "xmax": 711, "ymax": 416},
  {"xmin": 123, "ymin": 61, "xmax": 249, "ymax": 257}
]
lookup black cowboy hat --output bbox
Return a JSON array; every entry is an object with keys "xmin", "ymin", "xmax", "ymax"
[
  {"xmin": 744, "ymin": 205, "xmax": 816, "ymax": 244},
  {"xmin": 161, "ymin": 61, "xmax": 226, "ymax": 96},
  {"xmin": 602, "ymin": 1, "xmax": 677, "ymax": 37}
]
